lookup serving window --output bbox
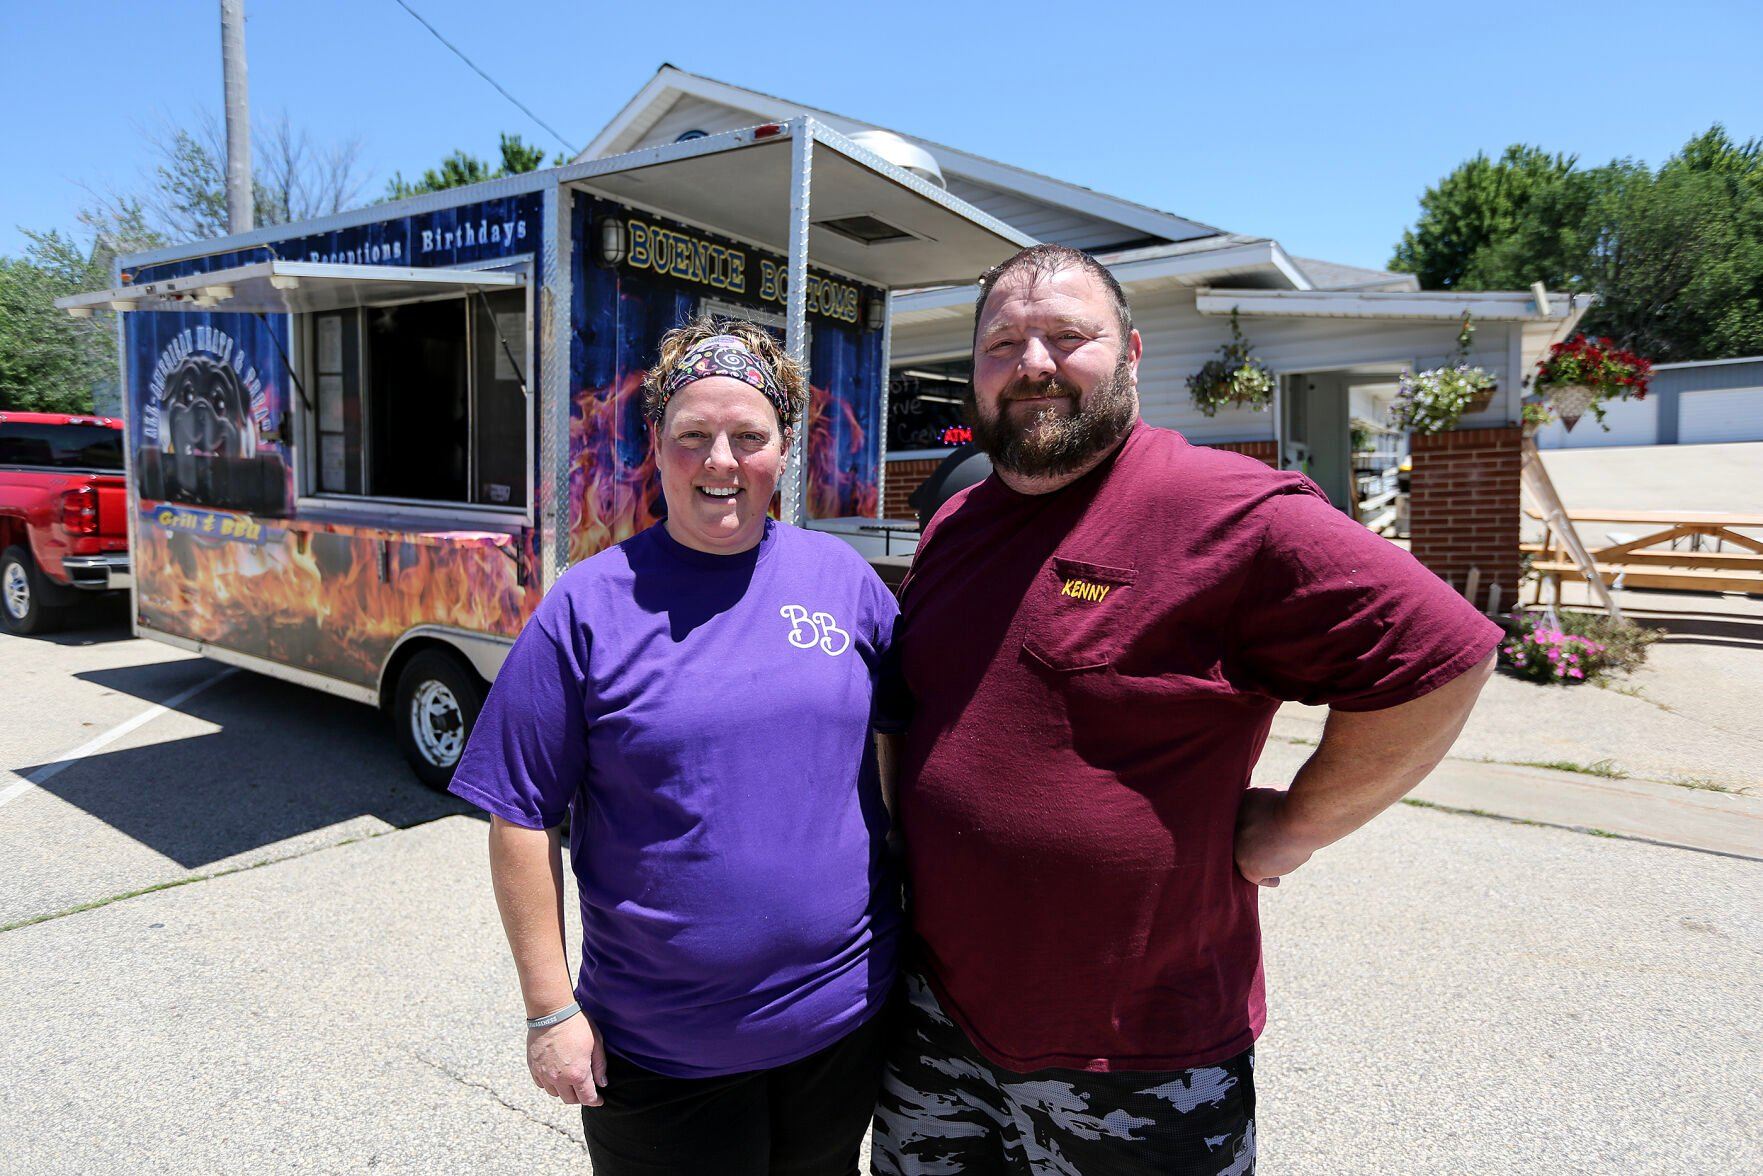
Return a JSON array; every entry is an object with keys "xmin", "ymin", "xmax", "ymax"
[{"xmin": 302, "ymin": 285, "xmax": 529, "ymax": 513}]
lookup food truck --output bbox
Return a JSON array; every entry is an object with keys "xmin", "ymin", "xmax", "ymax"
[{"xmin": 59, "ymin": 119, "xmax": 1031, "ymax": 786}]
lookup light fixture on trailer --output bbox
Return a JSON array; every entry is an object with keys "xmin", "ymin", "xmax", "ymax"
[{"xmin": 598, "ymin": 217, "xmax": 628, "ymax": 266}]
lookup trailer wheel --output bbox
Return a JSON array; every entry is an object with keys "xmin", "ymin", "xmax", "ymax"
[
  {"xmin": 393, "ymin": 649, "xmax": 483, "ymax": 791},
  {"xmin": 1, "ymin": 546, "xmax": 62, "ymax": 636}
]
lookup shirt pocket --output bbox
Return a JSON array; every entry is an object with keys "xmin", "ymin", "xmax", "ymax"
[{"xmin": 1020, "ymin": 556, "xmax": 1137, "ymax": 673}]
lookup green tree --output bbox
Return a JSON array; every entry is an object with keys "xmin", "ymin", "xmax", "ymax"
[
  {"xmin": 1390, "ymin": 145, "xmax": 1579, "ymax": 290},
  {"xmin": 0, "ymin": 223, "xmax": 147, "ymax": 413},
  {"xmin": 1578, "ymin": 134, "xmax": 1763, "ymax": 361},
  {"xmin": 1392, "ymin": 126, "xmax": 1763, "ymax": 361},
  {"xmin": 383, "ymin": 133, "xmax": 558, "ymax": 200}
]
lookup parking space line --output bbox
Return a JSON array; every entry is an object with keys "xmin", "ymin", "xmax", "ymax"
[{"xmin": 0, "ymin": 668, "xmax": 237, "ymax": 810}]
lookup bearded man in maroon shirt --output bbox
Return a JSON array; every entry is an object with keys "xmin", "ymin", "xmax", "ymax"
[{"xmin": 871, "ymin": 244, "xmax": 1500, "ymax": 1175}]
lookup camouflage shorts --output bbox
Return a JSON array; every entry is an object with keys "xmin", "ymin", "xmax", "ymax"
[{"xmin": 871, "ymin": 974, "xmax": 1256, "ymax": 1176}]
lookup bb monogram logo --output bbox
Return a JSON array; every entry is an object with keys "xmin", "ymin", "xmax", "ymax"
[
  {"xmin": 1060, "ymin": 578, "xmax": 1115, "ymax": 603},
  {"xmin": 779, "ymin": 605, "xmax": 853, "ymax": 656}
]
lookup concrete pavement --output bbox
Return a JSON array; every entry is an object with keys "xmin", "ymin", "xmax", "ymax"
[
  {"xmin": 1254, "ymin": 736, "xmax": 1763, "ymax": 861},
  {"xmin": 1537, "ymin": 441, "xmax": 1763, "ymax": 518},
  {"xmin": 2, "ymin": 807, "xmax": 1756, "ymax": 1173},
  {"xmin": 5, "ymin": 622, "xmax": 1761, "ymax": 1172},
  {"xmin": 1, "ymin": 621, "xmax": 471, "ymax": 929}
]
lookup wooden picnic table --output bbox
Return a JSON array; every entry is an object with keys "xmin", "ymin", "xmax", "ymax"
[{"xmin": 1523, "ymin": 507, "xmax": 1763, "ymax": 595}]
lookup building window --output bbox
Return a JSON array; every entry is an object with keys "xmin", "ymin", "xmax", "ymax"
[
  {"xmin": 888, "ymin": 359, "xmax": 971, "ymax": 452},
  {"xmin": 305, "ymin": 288, "xmax": 528, "ymax": 511}
]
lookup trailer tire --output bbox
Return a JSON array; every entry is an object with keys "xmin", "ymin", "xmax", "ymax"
[
  {"xmin": 1, "ymin": 546, "xmax": 63, "ymax": 636},
  {"xmin": 393, "ymin": 648, "xmax": 483, "ymax": 791}
]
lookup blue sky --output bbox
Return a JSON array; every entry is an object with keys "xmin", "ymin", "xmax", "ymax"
[{"xmin": 2, "ymin": 0, "xmax": 1758, "ymax": 272}]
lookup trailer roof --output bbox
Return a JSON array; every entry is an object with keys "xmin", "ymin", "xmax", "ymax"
[
  {"xmin": 557, "ymin": 122, "xmax": 1035, "ymax": 289},
  {"xmin": 55, "ymin": 260, "xmax": 524, "ymax": 316}
]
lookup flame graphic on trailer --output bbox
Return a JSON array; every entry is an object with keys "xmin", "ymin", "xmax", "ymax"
[{"xmin": 132, "ymin": 514, "xmax": 534, "ymax": 683}]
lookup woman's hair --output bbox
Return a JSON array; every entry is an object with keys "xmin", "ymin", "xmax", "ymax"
[{"xmin": 642, "ymin": 315, "xmax": 806, "ymax": 436}]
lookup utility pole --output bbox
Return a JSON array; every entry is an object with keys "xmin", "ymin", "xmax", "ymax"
[{"xmin": 220, "ymin": 0, "xmax": 253, "ymax": 234}]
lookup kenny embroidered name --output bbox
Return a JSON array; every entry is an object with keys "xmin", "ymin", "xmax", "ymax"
[{"xmin": 1061, "ymin": 578, "xmax": 1115, "ymax": 603}]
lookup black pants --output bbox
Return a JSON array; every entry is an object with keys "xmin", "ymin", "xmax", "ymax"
[{"xmin": 581, "ymin": 1010, "xmax": 888, "ymax": 1176}]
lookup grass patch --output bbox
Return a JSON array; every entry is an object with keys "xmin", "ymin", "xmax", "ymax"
[
  {"xmin": 1513, "ymin": 757, "xmax": 1628, "ymax": 778},
  {"xmin": 0, "ymin": 830, "xmax": 381, "ymax": 935},
  {"xmin": 1670, "ymin": 777, "xmax": 1739, "ymax": 794}
]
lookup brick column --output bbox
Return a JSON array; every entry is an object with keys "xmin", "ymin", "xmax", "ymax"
[
  {"xmin": 1409, "ymin": 425, "xmax": 1523, "ymax": 607},
  {"xmin": 1201, "ymin": 439, "xmax": 1279, "ymax": 467},
  {"xmin": 883, "ymin": 458, "xmax": 943, "ymax": 520}
]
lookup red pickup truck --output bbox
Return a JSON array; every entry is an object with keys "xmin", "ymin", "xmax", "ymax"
[{"xmin": 0, "ymin": 411, "xmax": 131, "ymax": 634}]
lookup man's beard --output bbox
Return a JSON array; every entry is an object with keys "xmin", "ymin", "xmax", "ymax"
[{"xmin": 966, "ymin": 354, "xmax": 1138, "ymax": 479}]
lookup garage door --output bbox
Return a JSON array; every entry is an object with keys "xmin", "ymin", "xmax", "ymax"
[
  {"xmin": 1680, "ymin": 386, "xmax": 1763, "ymax": 444},
  {"xmin": 1534, "ymin": 392, "xmax": 1657, "ymax": 449}
]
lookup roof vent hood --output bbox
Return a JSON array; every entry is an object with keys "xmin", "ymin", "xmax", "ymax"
[{"xmin": 847, "ymin": 131, "xmax": 946, "ymax": 189}]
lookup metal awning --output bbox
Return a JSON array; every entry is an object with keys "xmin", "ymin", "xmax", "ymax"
[
  {"xmin": 55, "ymin": 260, "xmax": 524, "ymax": 317},
  {"xmin": 559, "ymin": 122, "xmax": 1034, "ymax": 289}
]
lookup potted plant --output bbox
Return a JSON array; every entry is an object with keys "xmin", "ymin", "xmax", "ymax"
[
  {"xmin": 1389, "ymin": 365, "xmax": 1498, "ymax": 434},
  {"xmin": 1388, "ymin": 313, "xmax": 1498, "ymax": 435},
  {"xmin": 1520, "ymin": 400, "xmax": 1554, "ymax": 436},
  {"xmin": 1188, "ymin": 308, "xmax": 1275, "ymax": 417},
  {"xmin": 1531, "ymin": 335, "xmax": 1652, "ymax": 431}
]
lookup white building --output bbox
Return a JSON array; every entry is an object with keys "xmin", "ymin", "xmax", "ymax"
[{"xmin": 581, "ymin": 67, "xmax": 1588, "ymax": 519}]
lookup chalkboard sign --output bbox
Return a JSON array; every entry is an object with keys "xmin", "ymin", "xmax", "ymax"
[{"xmin": 889, "ymin": 373, "xmax": 970, "ymax": 451}]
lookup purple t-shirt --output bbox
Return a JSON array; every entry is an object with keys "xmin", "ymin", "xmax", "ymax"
[{"xmin": 450, "ymin": 519, "xmax": 901, "ymax": 1078}]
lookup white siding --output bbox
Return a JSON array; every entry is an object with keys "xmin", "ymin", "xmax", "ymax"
[
  {"xmin": 1679, "ymin": 386, "xmax": 1763, "ymax": 444},
  {"xmin": 894, "ymin": 286, "xmax": 1525, "ymax": 444},
  {"xmin": 634, "ymin": 97, "xmax": 760, "ymax": 146},
  {"xmin": 615, "ymin": 96, "xmax": 859, "ymax": 153},
  {"xmin": 1533, "ymin": 394, "xmax": 1658, "ymax": 449},
  {"xmin": 941, "ymin": 177, "xmax": 1147, "ymax": 250}
]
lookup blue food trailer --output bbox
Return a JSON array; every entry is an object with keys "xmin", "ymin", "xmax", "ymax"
[{"xmin": 59, "ymin": 118, "xmax": 1032, "ymax": 784}]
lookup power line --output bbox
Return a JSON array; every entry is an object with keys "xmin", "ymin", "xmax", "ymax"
[{"xmin": 389, "ymin": 0, "xmax": 580, "ymax": 157}]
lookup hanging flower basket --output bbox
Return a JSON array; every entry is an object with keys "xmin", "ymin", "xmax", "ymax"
[
  {"xmin": 1188, "ymin": 308, "xmax": 1275, "ymax": 417},
  {"xmin": 1532, "ymin": 335, "xmax": 1652, "ymax": 432},
  {"xmin": 1389, "ymin": 365, "xmax": 1498, "ymax": 435},
  {"xmin": 1387, "ymin": 311, "xmax": 1497, "ymax": 434},
  {"xmin": 1546, "ymin": 384, "xmax": 1598, "ymax": 431}
]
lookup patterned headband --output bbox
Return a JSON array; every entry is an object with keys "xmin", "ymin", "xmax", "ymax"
[{"xmin": 651, "ymin": 335, "xmax": 790, "ymax": 426}]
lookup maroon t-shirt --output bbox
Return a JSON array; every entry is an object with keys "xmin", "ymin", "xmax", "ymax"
[{"xmin": 893, "ymin": 422, "xmax": 1501, "ymax": 1072}]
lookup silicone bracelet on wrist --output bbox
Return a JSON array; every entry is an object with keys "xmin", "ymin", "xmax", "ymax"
[{"xmin": 525, "ymin": 1001, "xmax": 581, "ymax": 1030}]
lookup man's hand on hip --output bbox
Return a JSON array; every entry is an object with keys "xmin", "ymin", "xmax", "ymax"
[
  {"xmin": 528, "ymin": 1012, "xmax": 610, "ymax": 1107},
  {"xmin": 1234, "ymin": 787, "xmax": 1316, "ymax": 887},
  {"xmin": 1234, "ymin": 650, "xmax": 1495, "ymax": 888}
]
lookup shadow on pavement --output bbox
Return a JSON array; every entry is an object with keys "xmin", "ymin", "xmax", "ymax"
[
  {"xmin": 23, "ymin": 599, "xmax": 135, "ymax": 646},
  {"xmin": 19, "ymin": 663, "xmax": 480, "ymax": 868},
  {"xmin": 1641, "ymin": 613, "xmax": 1763, "ymax": 650}
]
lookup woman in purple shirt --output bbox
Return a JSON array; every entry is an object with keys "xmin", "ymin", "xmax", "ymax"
[{"xmin": 449, "ymin": 318, "xmax": 901, "ymax": 1174}]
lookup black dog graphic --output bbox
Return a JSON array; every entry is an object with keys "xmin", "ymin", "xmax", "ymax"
[{"xmin": 147, "ymin": 352, "xmax": 287, "ymax": 515}]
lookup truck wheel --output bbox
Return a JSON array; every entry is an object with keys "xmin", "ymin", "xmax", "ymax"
[
  {"xmin": 393, "ymin": 649, "xmax": 484, "ymax": 791},
  {"xmin": 1, "ymin": 546, "xmax": 62, "ymax": 636}
]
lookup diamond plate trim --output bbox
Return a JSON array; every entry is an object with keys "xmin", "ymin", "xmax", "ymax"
[
  {"xmin": 874, "ymin": 291, "xmax": 894, "ymax": 519},
  {"xmin": 539, "ymin": 182, "xmax": 573, "ymax": 589},
  {"xmin": 781, "ymin": 121, "xmax": 815, "ymax": 526}
]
